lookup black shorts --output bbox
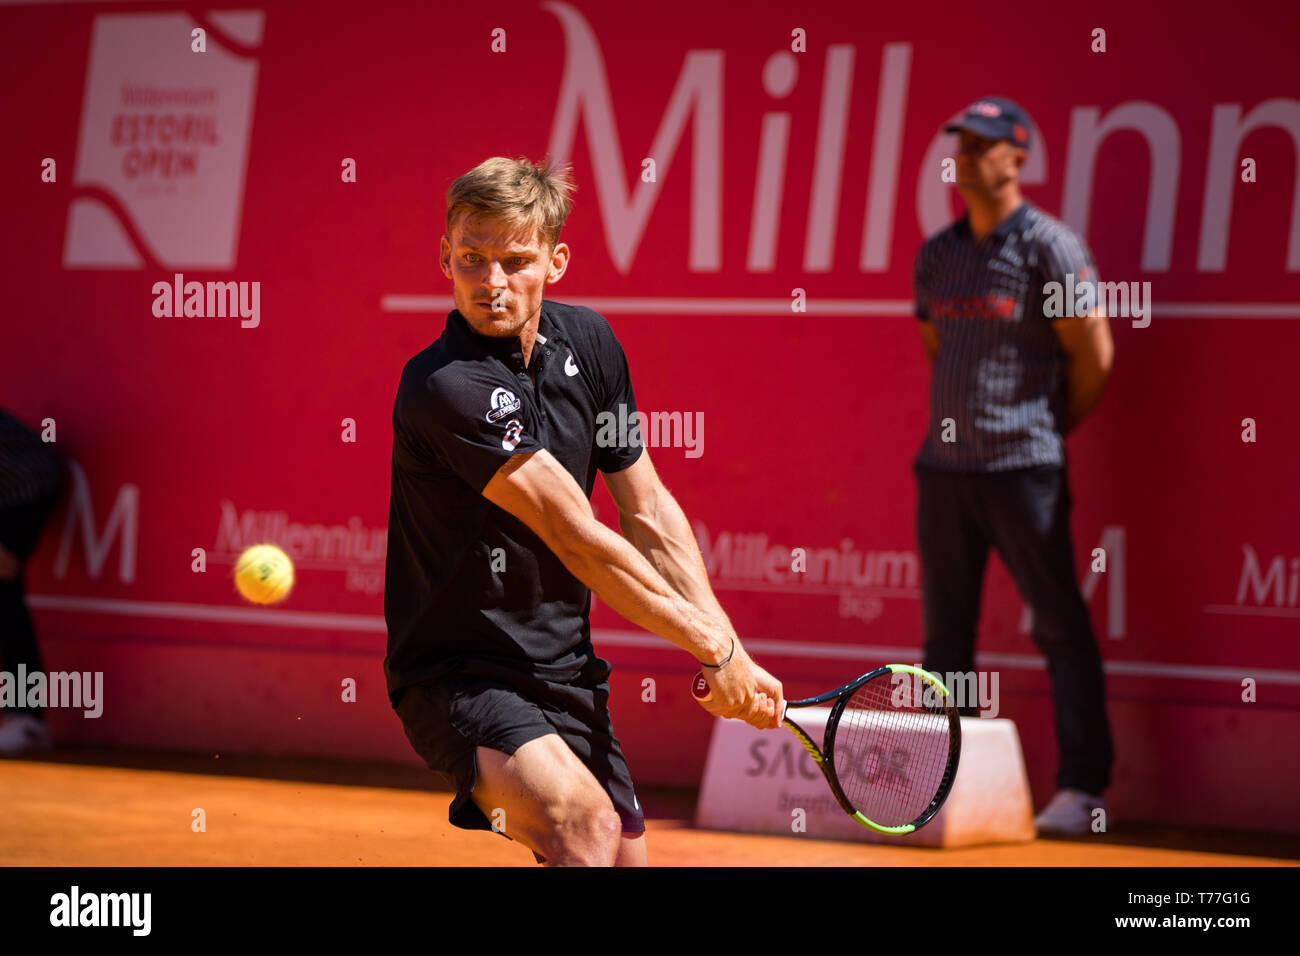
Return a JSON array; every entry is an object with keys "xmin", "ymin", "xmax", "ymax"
[{"xmin": 393, "ymin": 655, "xmax": 645, "ymax": 851}]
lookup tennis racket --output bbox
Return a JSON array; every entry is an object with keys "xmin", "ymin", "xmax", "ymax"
[{"xmin": 692, "ymin": 664, "xmax": 961, "ymax": 834}]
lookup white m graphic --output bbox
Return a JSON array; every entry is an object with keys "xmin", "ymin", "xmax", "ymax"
[
  {"xmin": 53, "ymin": 460, "xmax": 138, "ymax": 583},
  {"xmin": 544, "ymin": 1, "xmax": 721, "ymax": 273}
]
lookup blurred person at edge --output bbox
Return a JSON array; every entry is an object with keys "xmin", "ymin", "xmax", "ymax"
[
  {"xmin": 0, "ymin": 409, "xmax": 65, "ymax": 754},
  {"xmin": 910, "ymin": 97, "xmax": 1116, "ymax": 835}
]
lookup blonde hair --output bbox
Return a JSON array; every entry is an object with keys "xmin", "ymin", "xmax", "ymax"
[{"xmin": 445, "ymin": 156, "xmax": 575, "ymax": 253}]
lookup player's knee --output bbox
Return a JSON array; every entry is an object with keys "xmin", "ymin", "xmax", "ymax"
[
  {"xmin": 582, "ymin": 804, "xmax": 622, "ymax": 847},
  {"xmin": 572, "ymin": 805, "xmax": 622, "ymax": 865},
  {"xmin": 542, "ymin": 798, "xmax": 621, "ymax": 865}
]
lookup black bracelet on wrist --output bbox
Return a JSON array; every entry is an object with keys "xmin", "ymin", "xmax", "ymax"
[{"xmin": 700, "ymin": 635, "xmax": 735, "ymax": 669}]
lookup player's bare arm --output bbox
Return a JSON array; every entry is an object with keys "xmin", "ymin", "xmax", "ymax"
[
  {"xmin": 1053, "ymin": 306, "xmax": 1114, "ymax": 434},
  {"xmin": 483, "ymin": 448, "xmax": 780, "ymax": 729},
  {"xmin": 601, "ymin": 452, "xmax": 784, "ymax": 726},
  {"xmin": 917, "ymin": 321, "xmax": 940, "ymax": 365}
]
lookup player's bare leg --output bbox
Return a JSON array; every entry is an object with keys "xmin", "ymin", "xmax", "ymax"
[
  {"xmin": 471, "ymin": 737, "xmax": 643, "ymax": 866},
  {"xmin": 614, "ymin": 832, "xmax": 648, "ymax": 866}
]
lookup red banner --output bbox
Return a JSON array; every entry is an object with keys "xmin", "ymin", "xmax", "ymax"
[{"xmin": 2, "ymin": 0, "xmax": 1298, "ymax": 831}]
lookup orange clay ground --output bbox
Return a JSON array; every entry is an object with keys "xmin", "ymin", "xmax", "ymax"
[{"xmin": 3, "ymin": 748, "xmax": 1297, "ymax": 867}]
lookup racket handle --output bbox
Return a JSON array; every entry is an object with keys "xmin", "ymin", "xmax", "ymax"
[
  {"xmin": 691, "ymin": 671, "xmax": 787, "ymax": 722},
  {"xmin": 690, "ymin": 671, "xmax": 711, "ymax": 701}
]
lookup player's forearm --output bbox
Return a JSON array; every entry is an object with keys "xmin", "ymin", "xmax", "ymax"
[
  {"xmin": 553, "ymin": 513, "xmax": 731, "ymax": 664},
  {"xmin": 1062, "ymin": 356, "xmax": 1110, "ymax": 434},
  {"xmin": 616, "ymin": 484, "xmax": 731, "ymax": 629}
]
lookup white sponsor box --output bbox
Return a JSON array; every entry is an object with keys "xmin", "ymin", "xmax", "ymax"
[
  {"xmin": 65, "ymin": 11, "xmax": 263, "ymax": 269},
  {"xmin": 695, "ymin": 709, "xmax": 1036, "ymax": 847}
]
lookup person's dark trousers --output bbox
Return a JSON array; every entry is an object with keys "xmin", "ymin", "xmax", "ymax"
[
  {"xmin": 0, "ymin": 568, "xmax": 46, "ymax": 721},
  {"xmin": 0, "ymin": 488, "xmax": 63, "ymax": 724},
  {"xmin": 914, "ymin": 461, "xmax": 1114, "ymax": 795}
]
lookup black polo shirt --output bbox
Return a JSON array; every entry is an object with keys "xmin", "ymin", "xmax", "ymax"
[
  {"xmin": 913, "ymin": 201, "xmax": 1099, "ymax": 471},
  {"xmin": 383, "ymin": 300, "xmax": 644, "ymax": 706}
]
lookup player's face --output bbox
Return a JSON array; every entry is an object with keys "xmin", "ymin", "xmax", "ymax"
[
  {"xmin": 440, "ymin": 214, "xmax": 569, "ymax": 338},
  {"xmin": 955, "ymin": 130, "xmax": 1023, "ymax": 197}
]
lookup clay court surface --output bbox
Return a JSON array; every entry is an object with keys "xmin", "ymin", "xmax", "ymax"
[{"xmin": 3, "ymin": 749, "xmax": 1297, "ymax": 867}]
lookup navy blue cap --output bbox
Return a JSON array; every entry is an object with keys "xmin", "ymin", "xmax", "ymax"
[{"xmin": 944, "ymin": 96, "xmax": 1033, "ymax": 151}]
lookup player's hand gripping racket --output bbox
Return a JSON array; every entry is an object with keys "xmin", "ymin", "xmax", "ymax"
[{"xmin": 692, "ymin": 665, "xmax": 961, "ymax": 834}]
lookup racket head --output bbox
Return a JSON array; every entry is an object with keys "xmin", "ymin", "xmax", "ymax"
[
  {"xmin": 821, "ymin": 664, "xmax": 962, "ymax": 833},
  {"xmin": 689, "ymin": 665, "xmax": 962, "ymax": 833}
]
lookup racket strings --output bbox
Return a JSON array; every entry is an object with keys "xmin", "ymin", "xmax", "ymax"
[{"xmin": 831, "ymin": 675, "xmax": 953, "ymax": 828}]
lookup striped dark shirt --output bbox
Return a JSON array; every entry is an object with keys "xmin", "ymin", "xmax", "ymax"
[{"xmin": 913, "ymin": 201, "xmax": 1098, "ymax": 472}]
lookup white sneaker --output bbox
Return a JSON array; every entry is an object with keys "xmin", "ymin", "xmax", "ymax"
[
  {"xmin": 0, "ymin": 714, "xmax": 54, "ymax": 755},
  {"xmin": 1034, "ymin": 788, "xmax": 1105, "ymax": 836}
]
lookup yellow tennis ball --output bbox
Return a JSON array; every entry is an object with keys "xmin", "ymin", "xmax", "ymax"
[{"xmin": 234, "ymin": 544, "xmax": 294, "ymax": 605}]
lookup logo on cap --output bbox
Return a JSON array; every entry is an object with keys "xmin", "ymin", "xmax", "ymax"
[
  {"xmin": 1012, "ymin": 123, "xmax": 1028, "ymax": 144},
  {"xmin": 972, "ymin": 101, "xmax": 1002, "ymax": 117}
]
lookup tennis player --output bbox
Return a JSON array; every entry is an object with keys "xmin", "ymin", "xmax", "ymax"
[{"xmin": 384, "ymin": 156, "xmax": 784, "ymax": 867}]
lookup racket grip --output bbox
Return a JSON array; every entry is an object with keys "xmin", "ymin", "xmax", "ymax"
[
  {"xmin": 691, "ymin": 671, "xmax": 787, "ymax": 722},
  {"xmin": 690, "ymin": 671, "xmax": 711, "ymax": 701}
]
